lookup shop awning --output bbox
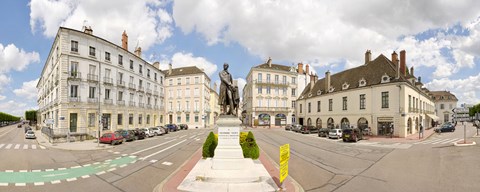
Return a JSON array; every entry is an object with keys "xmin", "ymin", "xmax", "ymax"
[{"xmin": 426, "ymin": 114, "xmax": 439, "ymax": 121}]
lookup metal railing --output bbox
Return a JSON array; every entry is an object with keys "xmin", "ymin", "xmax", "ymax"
[
  {"xmin": 117, "ymin": 100, "xmax": 125, "ymax": 106},
  {"xmin": 69, "ymin": 96, "xmax": 80, "ymax": 102},
  {"xmin": 129, "ymin": 101, "xmax": 136, "ymax": 106},
  {"xmin": 146, "ymin": 89, "xmax": 152, "ymax": 95},
  {"xmin": 103, "ymin": 77, "xmax": 113, "ymax": 85},
  {"xmin": 128, "ymin": 83, "xmax": 136, "ymax": 90},
  {"xmin": 139, "ymin": 103, "xmax": 145, "ymax": 108},
  {"xmin": 153, "ymin": 91, "xmax": 159, "ymax": 96},
  {"xmin": 104, "ymin": 99, "xmax": 113, "ymax": 104},
  {"xmin": 253, "ymin": 79, "xmax": 290, "ymax": 86},
  {"xmin": 88, "ymin": 98, "xmax": 98, "ymax": 103},
  {"xmin": 68, "ymin": 71, "xmax": 81, "ymax": 80},
  {"xmin": 254, "ymin": 107, "xmax": 289, "ymax": 112},
  {"xmin": 87, "ymin": 74, "xmax": 98, "ymax": 81},
  {"xmin": 117, "ymin": 80, "xmax": 125, "ymax": 87}
]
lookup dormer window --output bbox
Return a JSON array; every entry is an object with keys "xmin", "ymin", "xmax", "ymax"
[
  {"xmin": 308, "ymin": 93, "xmax": 312, "ymax": 97},
  {"xmin": 316, "ymin": 90, "xmax": 322, "ymax": 96},
  {"xmin": 328, "ymin": 86, "xmax": 335, "ymax": 93},
  {"xmin": 359, "ymin": 78, "xmax": 366, "ymax": 87},
  {"xmin": 381, "ymin": 74, "xmax": 390, "ymax": 83},
  {"xmin": 342, "ymin": 82, "xmax": 350, "ymax": 90}
]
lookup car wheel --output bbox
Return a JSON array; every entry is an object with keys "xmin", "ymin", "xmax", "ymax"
[
  {"xmin": 342, "ymin": 139, "xmax": 346, "ymax": 142},
  {"xmin": 112, "ymin": 141, "xmax": 116, "ymax": 145}
]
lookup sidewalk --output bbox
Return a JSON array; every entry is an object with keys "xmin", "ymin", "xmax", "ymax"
[
  {"xmin": 34, "ymin": 130, "xmax": 112, "ymax": 151},
  {"xmin": 365, "ymin": 127, "xmax": 436, "ymax": 143},
  {"xmin": 155, "ymin": 147, "xmax": 300, "ymax": 192}
]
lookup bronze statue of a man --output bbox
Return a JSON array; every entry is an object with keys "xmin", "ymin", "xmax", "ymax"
[{"xmin": 219, "ymin": 63, "xmax": 236, "ymax": 115}]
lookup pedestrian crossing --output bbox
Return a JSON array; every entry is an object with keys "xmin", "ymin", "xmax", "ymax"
[
  {"xmin": 414, "ymin": 138, "xmax": 464, "ymax": 145},
  {"xmin": 0, "ymin": 143, "xmax": 46, "ymax": 150}
]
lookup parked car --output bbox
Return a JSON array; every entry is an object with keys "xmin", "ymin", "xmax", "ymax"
[
  {"xmin": 17, "ymin": 124, "xmax": 22, "ymax": 128},
  {"xmin": 149, "ymin": 127, "xmax": 164, "ymax": 136},
  {"xmin": 24, "ymin": 126, "xmax": 32, "ymax": 133},
  {"xmin": 300, "ymin": 125, "xmax": 319, "ymax": 134},
  {"xmin": 133, "ymin": 129, "xmax": 146, "ymax": 140},
  {"xmin": 115, "ymin": 130, "xmax": 136, "ymax": 142},
  {"xmin": 328, "ymin": 129, "xmax": 343, "ymax": 139},
  {"xmin": 165, "ymin": 124, "xmax": 178, "ymax": 132},
  {"xmin": 342, "ymin": 128, "xmax": 363, "ymax": 142},
  {"xmin": 25, "ymin": 130, "xmax": 36, "ymax": 139},
  {"xmin": 100, "ymin": 133, "xmax": 123, "ymax": 145},
  {"xmin": 291, "ymin": 124, "xmax": 302, "ymax": 132},
  {"xmin": 158, "ymin": 126, "xmax": 168, "ymax": 134},
  {"xmin": 318, "ymin": 128, "xmax": 331, "ymax": 137},
  {"xmin": 179, "ymin": 124, "xmax": 189, "ymax": 130},
  {"xmin": 285, "ymin": 124, "xmax": 292, "ymax": 131},
  {"xmin": 435, "ymin": 124, "xmax": 455, "ymax": 133},
  {"xmin": 142, "ymin": 128, "xmax": 155, "ymax": 137}
]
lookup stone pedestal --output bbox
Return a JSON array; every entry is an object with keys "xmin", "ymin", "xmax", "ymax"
[{"xmin": 177, "ymin": 115, "xmax": 276, "ymax": 192}]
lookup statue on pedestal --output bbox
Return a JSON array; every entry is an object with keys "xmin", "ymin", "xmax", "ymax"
[{"xmin": 219, "ymin": 63, "xmax": 238, "ymax": 115}]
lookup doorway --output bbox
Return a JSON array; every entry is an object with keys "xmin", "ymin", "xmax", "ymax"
[
  {"xmin": 102, "ymin": 114, "xmax": 111, "ymax": 130},
  {"xmin": 69, "ymin": 113, "xmax": 77, "ymax": 132}
]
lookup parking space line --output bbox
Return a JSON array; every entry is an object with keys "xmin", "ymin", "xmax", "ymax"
[
  {"xmin": 81, "ymin": 175, "xmax": 90, "ymax": 179},
  {"xmin": 66, "ymin": 178, "xmax": 77, "ymax": 182},
  {"xmin": 15, "ymin": 183, "xmax": 26, "ymax": 186},
  {"xmin": 0, "ymin": 183, "xmax": 8, "ymax": 186},
  {"xmin": 34, "ymin": 182, "xmax": 44, "ymax": 186},
  {"xmin": 14, "ymin": 144, "xmax": 20, "ymax": 149},
  {"xmin": 5, "ymin": 144, "xmax": 12, "ymax": 149},
  {"xmin": 139, "ymin": 139, "xmax": 187, "ymax": 160},
  {"xmin": 131, "ymin": 139, "xmax": 177, "ymax": 155},
  {"xmin": 0, "ymin": 144, "xmax": 4, "ymax": 149},
  {"xmin": 23, "ymin": 144, "xmax": 28, "ymax": 149},
  {"xmin": 189, "ymin": 135, "xmax": 196, "ymax": 139},
  {"xmin": 416, "ymin": 138, "xmax": 441, "ymax": 144},
  {"xmin": 439, "ymin": 138, "xmax": 459, "ymax": 144},
  {"xmin": 51, "ymin": 180, "xmax": 61, "ymax": 184},
  {"xmin": 32, "ymin": 145, "xmax": 37, "ymax": 149}
]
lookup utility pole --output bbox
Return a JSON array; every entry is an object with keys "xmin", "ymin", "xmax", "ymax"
[{"xmin": 98, "ymin": 54, "xmax": 102, "ymax": 147}]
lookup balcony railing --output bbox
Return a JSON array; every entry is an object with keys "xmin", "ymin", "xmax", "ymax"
[
  {"xmin": 153, "ymin": 91, "xmax": 159, "ymax": 96},
  {"xmin": 117, "ymin": 100, "xmax": 125, "ymax": 106},
  {"xmin": 87, "ymin": 74, "xmax": 98, "ymax": 81},
  {"xmin": 254, "ymin": 107, "xmax": 289, "ymax": 112},
  {"xmin": 117, "ymin": 80, "xmax": 125, "ymax": 87},
  {"xmin": 129, "ymin": 101, "xmax": 136, "ymax": 106},
  {"xmin": 139, "ymin": 103, "xmax": 145, "ymax": 108},
  {"xmin": 253, "ymin": 79, "xmax": 290, "ymax": 86},
  {"xmin": 154, "ymin": 105, "xmax": 159, "ymax": 109},
  {"xmin": 68, "ymin": 71, "xmax": 81, "ymax": 80},
  {"xmin": 88, "ymin": 98, "xmax": 98, "ymax": 103},
  {"xmin": 146, "ymin": 89, "xmax": 152, "ymax": 95},
  {"xmin": 137, "ymin": 85, "xmax": 144, "ymax": 92},
  {"xmin": 146, "ymin": 104, "xmax": 152, "ymax": 108},
  {"xmin": 103, "ymin": 77, "xmax": 113, "ymax": 85},
  {"xmin": 69, "ymin": 96, "xmax": 80, "ymax": 102},
  {"xmin": 104, "ymin": 99, "xmax": 113, "ymax": 104},
  {"xmin": 128, "ymin": 83, "xmax": 136, "ymax": 90}
]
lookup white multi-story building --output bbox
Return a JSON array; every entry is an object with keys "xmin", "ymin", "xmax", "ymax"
[
  {"xmin": 37, "ymin": 27, "xmax": 165, "ymax": 141},
  {"xmin": 164, "ymin": 65, "xmax": 211, "ymax": 128},
  {"xmin": 296, "ymin": 50, "xmax": 436, "ymax": 138},
  {"xmin": 430, "ymin": 91, "xmax": 458, "ymax": 123},
  {"xmin": 208, "ymin": 83, "xmax": 220, "ymax": 126},
  {"xmin": 242, "ymin": 58, "xmax": 309, "ymax": 127}
]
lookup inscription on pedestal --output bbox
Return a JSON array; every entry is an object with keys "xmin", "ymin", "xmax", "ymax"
[{"xmin": 218, "ymin": 127, "xmax": 239, "ymax": 146}]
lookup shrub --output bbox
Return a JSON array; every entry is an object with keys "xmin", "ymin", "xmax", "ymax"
[
  {"xmin": 202, "ymin": 132, "xmax": 218, "ymax": 158},
  {"xmin": 239, "ymin": 132, "xmax": 248, "ymax": 144},
  {"xmin": 241, "ymin": 131, "xmax": 260, "ymax": 159}
]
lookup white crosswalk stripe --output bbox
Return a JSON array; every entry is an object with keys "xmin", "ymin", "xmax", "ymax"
[
  {"xmin": 0, "ymin": 143, "xmax": 45, "ymax": 150},
  {"xmin": 414, "ymin": 138, "xmax": 464, "ymax": 145}
]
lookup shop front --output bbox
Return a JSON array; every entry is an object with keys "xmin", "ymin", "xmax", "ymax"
[{"xmin": 377, "ymin": 117, "xmax": 394, "ymax": 136}]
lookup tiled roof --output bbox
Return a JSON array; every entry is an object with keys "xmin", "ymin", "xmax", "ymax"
[
  {"xmin": 164, "ymin": 66, "xmax": 208, "ymax": 79},
  {"xmin": 300, "ymin": 54, "xmax": 421, "ymax": 98},
  {"xmin": 429, "ymin": 91, "xmax": 458, "ymax": 101},
  {"xmin": 253, "ymin": 63, "xmax": 293, "ymax": 72}
]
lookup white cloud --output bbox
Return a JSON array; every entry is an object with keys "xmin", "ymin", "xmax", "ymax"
[
  {"xmin": 0, "ymin": 74, "xmax": 11, "ymax": 95},
  {"xmin": 172, "ymin": 0, "xmax": 480, "ymax": 78},
  {"xmin": 0, "ymin": 95, "xmax": 5, "ymax": 101},
  {"xmin": 0, "ymin": 100, "xmax": 37, "ymax": 117},
  {"xmin": 425, "ymin": 73, "xmax": 480, "ymax": 105},
  {"xmin": 235, "ymin": 78, "xmax": 246, "ymax": 99},
  {"xmin": 158, "ymin": 52, "xmax": 218, "ymax": 77},
  {"xmin": 0, "ymin": 43, "xmax": 40, "ymax": 74},
  {"xmin": 13, "ymin": 79, "xmax": 40, "ymax": 100},
  {"xmin": 29, "ymin": 0, "xmax": 173, "ymax": 51}
]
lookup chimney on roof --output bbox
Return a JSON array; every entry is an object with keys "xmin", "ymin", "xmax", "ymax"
[
  {"xmin": 267, "ymin": 57, "xmax": 272, "ymax": 67},
  {"xmin": 134, "ymin": 47, "xmax": 142, "ymax": 57},
  {"xmin": 122, "ymin": 30, "xmax": 128, "ymax": 50},
  {"xmin": 84, "ymin": 26, "xmax": 93, "ymax": 34},
  {"xmin": 153, "ymin": 61, "xmax": 160, "ymax": 69},
  {"xmin": 400, "ymin": 50, "xmax": 407, "ymax": 76},
  {"xmin": 418, "ymin": 76, "xmax": 421, "ymax": 83},
  {"xmin": 306, "ymin": 64, "xmax": 310, "ymax": 75},
  {"xmin": 298, "ymin": 63, "xmax": 304, "ymax": 74},
  {"xmin": 325, "ymin": 71, "xmax": 331, "ymax": 92},
  {"xmin": 365, "ymin": 50, "xmax": 371, "ymax": 64},
  {"xmin": 168, "ymin": 63, "xmax": 172, "ymax": 74},
  {"xmin": 410, "ymin": 66, "xmax": 414, "ymax": 76}
]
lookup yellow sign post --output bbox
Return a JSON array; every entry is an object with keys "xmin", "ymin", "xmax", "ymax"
[{"xmin": 279, "ymin": 144, "xmax": 290, "ymax": 186}]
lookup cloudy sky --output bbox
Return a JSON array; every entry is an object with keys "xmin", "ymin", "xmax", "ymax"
[{"xmin": 1, "ymin": 0, "xmax": 480, "ymax": 116}]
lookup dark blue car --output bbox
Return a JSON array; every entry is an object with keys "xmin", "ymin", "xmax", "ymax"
[{"xmin": 165, "ymin": 124, "xmax": 178, "ymax": 132}]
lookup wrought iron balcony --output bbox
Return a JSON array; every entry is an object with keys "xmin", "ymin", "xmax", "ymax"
[
  {"xmin": 128, "ymin": 83, "xmax": 136, "ymax": 90},
  {"xmin": 69, "ymin": 96, "xmax": 80, "ymax": 102},
  {"xmin": 117, "ymin": 80, "xmax": 125, "ymax": 87},
  {"xmin": 103, "ymin": 77, "xmax": 113, "ymax": 85},
  {"xmin": 87, "ymin": 98, "xmax": 98, "ymax": 103},
  {"xmin": 104, "ymin": 99, "xmax": 113, "ymax": 104},
  {"xmin": 68, "ymin": 71, "xmax": 81, "ymax": 81},
  {"xmin": 129, "ymin": 101, "xmax": 136, "ymax": 106},
  {"xmin": 117, "ymin": 100, "xmax": 125, "ymax": 106},
  {"xmin": 87, "ymin": 74, "xmax": 98, "ymax": 82}
]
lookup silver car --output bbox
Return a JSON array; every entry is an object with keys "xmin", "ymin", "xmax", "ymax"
[
  {"xmin": 328, "ymin": 129, "xmax": 342, "ymax": 139},
  {"xmin": 25, "ymin": 130, "xmax": 36, "ymax": 139}
]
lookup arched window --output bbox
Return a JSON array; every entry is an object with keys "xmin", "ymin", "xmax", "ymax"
[
  {"xmin": 327, "ymin": 118, "xmax": 334, "ymax": 129},
  {"xmin": 341, "ymin": 117, "xmax": 350, "ymax": 129},
  {"xmin": 316, "ymin": 118, "xmax": 322, "ymax": 128}
]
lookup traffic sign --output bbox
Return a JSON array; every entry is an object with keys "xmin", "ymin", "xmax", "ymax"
[
  {"xmin": 44, "ymin": 119, "xmax": 54, "ymax": 125},
  {"xmin": 279, "ymin": 161, "xmax": 288, "ymax": 183}
]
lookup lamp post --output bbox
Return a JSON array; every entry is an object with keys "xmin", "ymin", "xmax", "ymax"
[{"xmin": 97, "ymin": 53, "xmax": 102, "ymax": 147}]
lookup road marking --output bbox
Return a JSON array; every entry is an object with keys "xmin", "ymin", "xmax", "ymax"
[
  {"xmin": 15, "ymin": 183, "xmax": 26, "ymax": 186},
  {"xmin": 107, "ymin": 168, "xmax": 116, "ymax": 172},
  {"xmin": 131, "ymin": 139, "xmax": 177, "ymax": 155},
  {"xmin": 179, "ymin": 135, "xmax": 186, "ymax": 139},
  {"xmin": 451, "ymin": 138, "xmax": 464, "ymax": 144},
  {"xmin": 83, "ymin": 164, "xmax": 91, "ymax": 167},
  {"xmin": 0, "ymin": 183, "xmax": 7, "ymax": 186},
  {"xmin": 66, "ymin": 178, "xmax": 77, "ymax": 182},
  {"xmin": 5, "ymin": 170, "xmax": 13, "ymax": 172},
  {"xmin": 114, "ymin": 152, "xmax": 120, "ymax": 154},
  {"xmin": 5, "ymin": 144, "xmax": 12, "ymax": 149},
  {"xmin": 189, "ymin": 135, "xmax": 196, "ymax": 139},
  {"xmin": 42, "ymin": 173, "xmax": 68, "ymax": 177},
  {"xmin": 149, "ymin": 160, "xmax": 158, "ymax": 163},
  {"xmin": 122, "ymin": 154, "xmax": 127, "ymax": 156},
  {"xmin": 19, "ymin": 170, "xmax": 27, "ymax": 172},
  {"xmin": 23, "ymin": 144, "xmax": 28, "ymax": 149},
  {"xmin": 81, "ymin": 175, "xmax": 90, "ymax": 179},
  {"xmin": 438, "ymin": 138, "xmax": 458, "ymax": 144},
  {"xmin": 93, "ymin": 162, "xmax": 100, "ymax": 165},
  {"xmin": 139, "ymin": 139, "xmax": 187, "ymax": 160},
  {"xmin": 34, "ymin": 182, "xmax": 44, "ymax": 186},
  {"xmin": 32, "ymin": 145, "xmax": 37, "ymax": 149},
  {"xmin": 0, "ymin": 144, "xmax": 4, "ymax": 149},
  {"xmin": 14, "ymin": 144, "xmax": 20, "ymax": 149},
  {"xmin": 162, "ymin": 162, "xmax": 173, "ymax": 166},
  {"xmin": 39, "ymin": 145, "xmax": 46, "ymax": 149},
  {"xmin": 57, "ymin": 168, "xmax": 66, "ymax": 170},
  {"xmin": 96, "ymin": 171, "xmax": 106, "ymax": 175},
  {"xmin": 416, "ymin": 138, "xmax": 441, "ymax": 144},
  {"xmin": 71, "ymin": 166, "xmax": 81, "ymax": 169},
  {"xmin": 32, "ymin": 170, "xmax": 41, "ymax": 172},
  {"xmin": 45, "ymin": 169, "xmax": 54, "ymax": 172},
  {"xmin": 51, "ymin": 180, "xmax": 61, "ymax": 184}
]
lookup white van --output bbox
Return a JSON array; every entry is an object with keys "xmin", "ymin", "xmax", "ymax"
[{"xmin": 328, "ymin": 129, "xmax": 342, "ymax": 139}]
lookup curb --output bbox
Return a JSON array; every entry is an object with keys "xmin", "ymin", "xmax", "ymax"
[
  {"xmin": 259, "ymin": 148, "xmax": 304, "ymax": 192},
  {"xmin": 35, "ymin": 130, "xmax": 113, "ymax": 151},
  {"xmin": 453, "ymin": 141, "xmax": 476, "ymax": 147}
]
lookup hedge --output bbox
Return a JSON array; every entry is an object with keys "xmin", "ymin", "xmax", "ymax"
[{"xmin": 202, "ymin": 131, "xmax": 260, "ymax": 160}]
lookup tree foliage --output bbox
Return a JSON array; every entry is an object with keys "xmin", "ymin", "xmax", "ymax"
[
  {"xmin": 470, "ymin": 103, "xmax": 480, "ymax": 117},
  {"xmin": 0, "ymin": 112, "xmax": 20, "ymax": 122},
  {"xmin": 25, "ymin": 110, "xmax": 37, "ymax": 122}
]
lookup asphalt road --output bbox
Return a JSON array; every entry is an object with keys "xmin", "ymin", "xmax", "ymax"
[
  {"xmin": 252, "ymin": 123, "xmax": 480, "ymax": 192},
  {"xmin": 0, "ymin": 124, "xmax": 210, "ymax": 192}
]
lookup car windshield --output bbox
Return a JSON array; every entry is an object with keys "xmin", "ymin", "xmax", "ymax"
[
  {"xmin": 343, "ymin": 129, "xmax": 352, "ymax": 134},
  {"xmin": 26, "ymin": 131, "xmax": 34, "ymax": 134}
]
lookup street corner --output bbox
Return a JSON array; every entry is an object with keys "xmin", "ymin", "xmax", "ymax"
[{"xmin": 453, "ymin": 141, "xmax": 476, "ymax": 147}]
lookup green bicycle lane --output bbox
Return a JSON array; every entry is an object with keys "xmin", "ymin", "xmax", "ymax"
[{"xmin": 0, "ymin": 156, "xmax": 137, "ymax": 184}]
